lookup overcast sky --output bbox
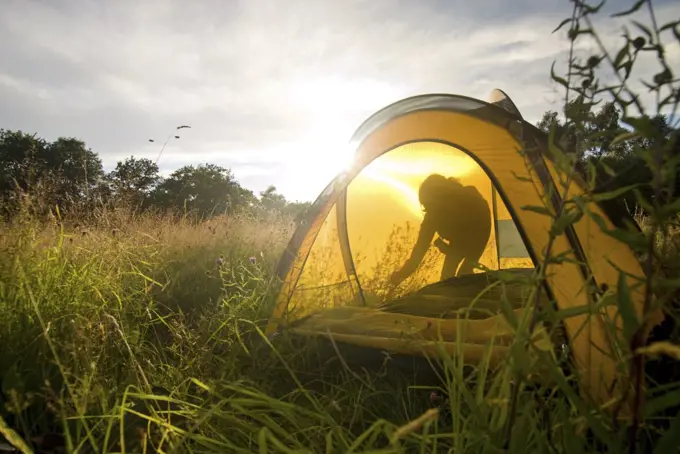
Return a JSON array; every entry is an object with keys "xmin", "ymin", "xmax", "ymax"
[{"xmin": 1, "ymin": 0, "xmax": 678, "ymax": 202}]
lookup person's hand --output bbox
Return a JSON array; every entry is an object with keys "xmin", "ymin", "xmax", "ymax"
[{"xmin": 434, "ymin": 238, "xmax": 449, "ymax": 254}]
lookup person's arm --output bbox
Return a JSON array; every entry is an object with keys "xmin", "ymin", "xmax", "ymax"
[{"xmin": 392, "ymin": 215, "xmax": 435, "ymax": 283}]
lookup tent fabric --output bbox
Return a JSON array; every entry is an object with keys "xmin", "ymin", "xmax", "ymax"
[{"xmin": 265, "ymin": 91, "xmax": 664, "ymax": 411}]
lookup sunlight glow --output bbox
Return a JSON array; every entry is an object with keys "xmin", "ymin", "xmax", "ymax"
[
  {"xmin": 279, "ymin": 76, "xmax": 404, "ymax": 201},
  {"xmin": 364, "ymin": 151, "xmax": 478, "ymax": 178},
  {"xmin": 329, "ymin": 144, "xmax": 356, "ymax": 174},
  {"xmin": 274, "ymin": 136, "xmax": 356, "ymax": 202},
  {"xmin": 356, "ymin": 142, "xmax": 481, "ymax": 219},
  {"xmin": 361, "ymin": 167, "xmax": 424, "ymax": 219},
  {"xmin": 288, "ymin": 76, "xmax": 403, "ymax": 112}
]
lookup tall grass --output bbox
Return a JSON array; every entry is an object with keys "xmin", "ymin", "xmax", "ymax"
[
  {"xmin": 1, "ymin": 198, "xmax": 678, "ymax": 453},
  {"xmin": 0, "ymin": 206, "xmax": 448, "ymax": 453}
]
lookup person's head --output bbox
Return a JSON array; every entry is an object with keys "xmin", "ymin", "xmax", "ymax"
[{"xmin": 418, "ymin": 174, "xmax": 462, "ymax": 213}]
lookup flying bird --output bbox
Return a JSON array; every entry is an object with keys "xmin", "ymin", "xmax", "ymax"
[{"xmin": 176, "ymin": 125, "xmax": 191, "ymax": 130}]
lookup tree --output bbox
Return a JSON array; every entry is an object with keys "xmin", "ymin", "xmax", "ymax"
[
  {"xmin": 259, "ymin": 185, "xmax": 287, "ymax": 212},
  {"xmin": 0, "ymin": 129, "xmax": 103, "ymax": 215},
  {"xmin": 284, "ymin": 200, "xmax": 312, "ymax": 222},
  {"xmin": 536, "ymin": 99, "xmax": 630, "ymax": 158},
  {"xmin": 151, "ymin": 163, "xmax": 254, "ymax": 217},
  {"xmin": 107, "ymin": 156, "xmax": 160, "ymax": 207},
  {"xmin": 536, "ymin": 102, "xmax": 677, "ymax": 212},
  {"xmin": 45, "ymin": 137, "xmax": 104, "ymax": 206},
  {"xmin": 0, "ymin": 129, "xmax": 48, "ymax": 196},
  {"xmin": 252, "ymin": 185, "xmax": 313, "ymax": 221}
]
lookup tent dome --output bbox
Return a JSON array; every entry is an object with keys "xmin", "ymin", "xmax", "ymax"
[{"xmin": 265, "ymin": 90, "xmax": 664, "ymax": 413}]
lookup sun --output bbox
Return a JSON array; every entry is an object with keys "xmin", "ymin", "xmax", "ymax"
[
  {"xmin": 281, "ymin": 121, "xmax": 357, "ymax": 201},
  {"xmin": 280, "ymin": 76, "xmax": 403, "ymax": 195},
  {"xmin": 323, "ymin": 143, "xmax": 356, "ymax": 174},
  {"xmin": 274, "ymin": 139, "xmax": 356, "ymax": 203}
]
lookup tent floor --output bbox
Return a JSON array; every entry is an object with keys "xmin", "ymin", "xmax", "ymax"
[{"xmin": 282, "ymin": 269, "xmax": 565, "ymax": 367}]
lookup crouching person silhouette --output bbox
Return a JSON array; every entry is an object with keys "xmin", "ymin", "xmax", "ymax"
[{"xmin": 390, "ymin": 174, "xmax": 492, "ymax": 286}]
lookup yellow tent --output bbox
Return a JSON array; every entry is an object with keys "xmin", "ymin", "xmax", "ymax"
[{"xmin": 265, "ymin": 90, "xmax": 664, "ymax": 409}]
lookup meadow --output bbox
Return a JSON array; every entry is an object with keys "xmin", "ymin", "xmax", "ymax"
[
  {"xmin": 1, "ymin": 196, "xmax": 679, "ymax": 454},
  {"xmin": 1, "ymin": 3, "xmax": 679, "ymax": 449}
]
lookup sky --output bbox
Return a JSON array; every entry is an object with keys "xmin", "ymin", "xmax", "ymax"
[{"xmin": 1, "ymin": 0, "xmax": 679, "ymax": 202}]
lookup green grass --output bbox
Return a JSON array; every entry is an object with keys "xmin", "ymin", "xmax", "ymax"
[{"xmin": 1, "ymin": 207, "xmax": 678, "ymax": 453}]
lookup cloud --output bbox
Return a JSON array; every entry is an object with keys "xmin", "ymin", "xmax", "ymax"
[{"xmin": 1, "ymin": 0, "xmax": 678, "ymax": 202}]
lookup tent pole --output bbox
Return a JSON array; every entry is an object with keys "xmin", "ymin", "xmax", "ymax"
[
  {"xmin": 491, "ymin": 183, "xmax": 501, "ymax": 269},
  {"xmin": 337, "ymin": 188, "xmax": 367, "ymax": 306}
]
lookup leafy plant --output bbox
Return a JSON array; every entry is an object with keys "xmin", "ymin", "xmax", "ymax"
[{"xmin": 525, "ymin": 0, "xmax": 680, "ymax": 452}]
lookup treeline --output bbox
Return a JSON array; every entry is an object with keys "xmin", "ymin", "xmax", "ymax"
[
  {"xmin": 0, "ymin": 129, "xmax": 311, "ymax": 221},
  {"xmin": 1, "ymin": 100, "xmax": 676, "ymax": 223}
]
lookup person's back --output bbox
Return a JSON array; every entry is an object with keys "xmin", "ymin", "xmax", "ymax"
[{"xmin": 427, "ymin": 181, "xmax": 491, "ymax": 248}]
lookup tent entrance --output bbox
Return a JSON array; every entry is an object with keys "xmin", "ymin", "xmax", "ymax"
[{"xmin": 283, "ymin": 141, "xmax": 536, "ymax": 323}]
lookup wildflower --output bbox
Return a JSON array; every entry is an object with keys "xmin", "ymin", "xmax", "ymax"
[
  {"xmin": 248, "ymin": 256, "xmax": 257, "ymax": 265},
  {"xmin": 215, "ymin": 256, "xmax": 224, "ymax": 268},
  {"xmin": 429, "ymin": 391, "xmax": 443, "ymax": 406}
]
